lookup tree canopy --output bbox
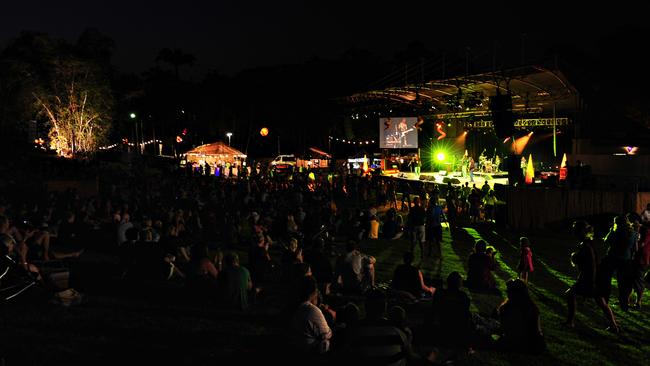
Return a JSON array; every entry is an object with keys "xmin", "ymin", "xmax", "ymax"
[{"xmin": 0, "ymin": 31, "xmax": 113, "ymax": 156}]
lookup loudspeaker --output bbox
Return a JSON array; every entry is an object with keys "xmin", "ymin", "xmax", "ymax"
[
  {"xmin": 490, "ymin": 93, "xmax": 515, "ymax": 139},
  {"xmin": 443, "ymin": 177, "xmax": 461, "ymax": 185},
  {"xmin": 505, "ymin": 154, "xmax": 522, "ymax": 185},
  {"xmin": 543, "ymin": 175, "xmax": 559, "ymax": 187}
]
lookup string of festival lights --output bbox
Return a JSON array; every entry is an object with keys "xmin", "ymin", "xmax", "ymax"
[
  {"xmin": 328, "ymin": 136, "xmax": 376, "ymax": 145},
  {"xmin": 99, "ymin": 139, "xmax": 162, "ymax": 150}
]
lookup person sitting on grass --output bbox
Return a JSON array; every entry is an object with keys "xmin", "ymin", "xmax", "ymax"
[
  {"xmin": 218, "ymin": 251, "xmax": 253, "ymax": 311},
  {"xmin": 121, "ymin": 227, "xmax": 184, "ymax": 282},
  {"xmin": 1, "ymin": 215, "xmax": 82, "ymax": 264},
  {"xmin": 381, "ymin": 208, "xmax": 402, "ymax": 240},
  {"xmin": 291, "ymin": 275, "xmax": 333, "ymax": 355},
  {"xmin": 185, "ymin": 243, "xmax": 220, "ymax": 300},
  {"xmin": 342, "ymin": 288, "xmax": 415, "ymax": 364},
  {"xmin": 465, "ymin": 239, "xmax": 497, "ymax": 292},
  {"xmin": 388, "ymin": 305, "xmax": 413, "ymax": 345},
  {"xmin": 391, "ymin": 251, "xmax": 435, "ymax": 301},
  {"xmin": 1, "ymin": 233, "xmax": 84, "ymax": 306},
  {"xmin": 334, "ymin": 240, "xmax": 375, "ymax": 294},
  {"xmin": 496, "ymin": 279, "xmax": 545, "ymax": 354},
  {"xmin": 430, "ymin": 271, "xmax": 472, "ymax": 348},
  {"xmin": 1, "ymin": 233, "xmax": 42, "ymax": 287},
  {"xmin": 303, "ymin": 238, "xmax": 333, "ymax": 296}
]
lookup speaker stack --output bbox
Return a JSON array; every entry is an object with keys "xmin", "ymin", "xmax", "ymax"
[
  {"xmin": 442, "ymin": 177, "xmax": 461, "ymax": 185},
  {"xmin": 506, "ymin": 154, "xmax": 522, "ymax": 185},
  {"xmin": 490, "ymin": 93, "xmax": 516, "ymax": 139}
]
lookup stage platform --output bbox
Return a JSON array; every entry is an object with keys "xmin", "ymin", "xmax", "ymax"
[{"xmin": 384, "ymin": 170, "xmax": 510, "ymax": 188}]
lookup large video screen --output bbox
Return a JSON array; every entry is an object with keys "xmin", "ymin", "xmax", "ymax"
[{"xmin": 379, "ymin": 117, "xmax": 418, "ymax": 149}]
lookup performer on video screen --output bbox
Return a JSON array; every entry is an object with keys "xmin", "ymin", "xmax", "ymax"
[{"xmin": 398, "ymin": 118, "xmax": 410, "ymax": 146}]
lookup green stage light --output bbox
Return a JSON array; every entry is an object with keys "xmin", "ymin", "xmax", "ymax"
[{"xmin": 436, "ymin": 152, "xmax": 445, "ymax": 161}]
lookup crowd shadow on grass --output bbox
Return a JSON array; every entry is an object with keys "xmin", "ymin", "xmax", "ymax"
[
  {"xmin": 477, "ymin": 227, "xmax": 650, "ymax": 329},
  {"xmin": 456, "ymin": 227, "xmax": 612, "ymax": 365},
  {"xmin": 471, "ymin": 226, "xmax": 650, "ymax": 366}
]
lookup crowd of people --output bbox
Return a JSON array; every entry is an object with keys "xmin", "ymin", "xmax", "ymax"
[{"xmin": 1, "ymin": 154, "xmax": 649, "ymax": 364}]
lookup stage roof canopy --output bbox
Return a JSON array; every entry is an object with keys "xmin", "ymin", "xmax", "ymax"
[
  {"xmin": 345, "ymin": 66, "xmax": 579, "ymax": 118},
  {"xmin": 308, "ymin": 147, "xmax": 331, "ymax": 159},
  {"xmin": 185, "ymin": 142, "xmax": 246, "ymax": 158}
]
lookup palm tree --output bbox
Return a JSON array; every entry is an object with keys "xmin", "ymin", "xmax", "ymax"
[{"xmin": 155, "ymin": 48, "xmax": 196, "ymax": 79}]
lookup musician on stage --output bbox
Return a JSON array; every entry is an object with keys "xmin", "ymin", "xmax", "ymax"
[
  {"xmin": 468, "ymin": 156, "xmax": 476, "ymax": 183},
  {"xmin": 478, "ymin": 150, "xmax": 487, "ymax": 173},
  {"xmin": 494, "ymin": 155, "xmax": 501, "ymax": 173},
  {"xmin": 521, "ymin": 156, "xmax": 527, "ymax": 178}
]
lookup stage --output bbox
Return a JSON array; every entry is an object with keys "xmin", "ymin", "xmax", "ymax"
[{"xmin": 383, "ymin": 170, "xmax": 510, "ymax": 189}]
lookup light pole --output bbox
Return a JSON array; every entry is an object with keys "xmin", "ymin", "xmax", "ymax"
[
  {"xmin": 226, "ymin": 132, "xmax": 232, "ymax": 146},
  {"xmin": 130, "ymin": 113, "xmax": 139, "ymax": 154}
]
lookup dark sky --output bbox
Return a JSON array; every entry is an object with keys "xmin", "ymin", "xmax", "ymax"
[{"xmin": 1, "ymin": 1, "xmax": 647, "ymax": 76}]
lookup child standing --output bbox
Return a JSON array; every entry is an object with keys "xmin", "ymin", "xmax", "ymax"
[{"xmin": 518, "ymin": 237, "xmax": 534, "ymax": 284}]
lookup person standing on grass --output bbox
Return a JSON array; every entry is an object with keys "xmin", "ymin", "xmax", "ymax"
[
  {"xmin": 425, "ymin": 196, "xmax": 445, "ymax": 258},
  {"xmin": 407, "ymin": 197, "xmax": 426, "ymax": 259},
  {"xmin": 603, "ymin": 214, "xmax": 638, "ymax": 311},
  {"xmin": 400, "ymin": 182, "xmax": 411, "ymax": 212},
  {"xmin": 518, "ymin": 237, "xmax": 534, "ymax": 284},
  {"xmin": 468, "ymin": 157, "xmax": 476, "ymax": 183},
  {"xmin": 640, "ymin": 203, "xmax": 650, "ymax": 227},
  {"xmin": 631, "ymin": 225, "xmax": 650, "ymax": 309},
  {"xmin": 565, "ymin": 221, "xmax": 619, "ymax": 333}
]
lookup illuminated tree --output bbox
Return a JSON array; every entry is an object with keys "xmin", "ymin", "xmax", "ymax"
[
  {"xmin": 34, "ymin": 59, "xmax": 112, "ymax": 156},
  {"xmin": 0, "ymin": 30, "xmax": 114, "ymax": 155}
]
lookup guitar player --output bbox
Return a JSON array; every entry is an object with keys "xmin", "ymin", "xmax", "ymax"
[{"xmin": 397, "ymin": 118, "xmax": 412, "ymax": 146}]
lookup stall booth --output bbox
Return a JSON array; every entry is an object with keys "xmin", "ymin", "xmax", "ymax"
[
  {"xmin": 296, "ymin": 147, "xmax": 331, "ymax": 170},
  {"xmin": 183, "ymin": 141, "xmax": 247, "ymax": 176}
]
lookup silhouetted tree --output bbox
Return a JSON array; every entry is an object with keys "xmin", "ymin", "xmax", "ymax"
[{"xmin": 156, "ymin": 48, "xmax": 196, "ymax": 79}]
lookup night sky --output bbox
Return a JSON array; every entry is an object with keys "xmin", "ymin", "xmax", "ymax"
[{"xmin": 2, "ymin": 1, "xmax": 647, "ymax": 76}]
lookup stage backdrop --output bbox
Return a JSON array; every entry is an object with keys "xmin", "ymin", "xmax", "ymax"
[{"xmin": 379, "ymin": 117, "xmax": 418, "ymax": 149}]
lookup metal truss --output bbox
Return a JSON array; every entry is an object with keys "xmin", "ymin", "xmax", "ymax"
[{"xmin": 462, "ymin": 117, "xmax": 571, "ymax": 129}]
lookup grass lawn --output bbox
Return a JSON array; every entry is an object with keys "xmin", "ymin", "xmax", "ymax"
[
  {"xmin": 1, "ymin": 219, "xmax": 648, "ymax": 365},
  {"xmin": 364, "ymin": 221, "xmax": 650, "ymax": 366}
]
